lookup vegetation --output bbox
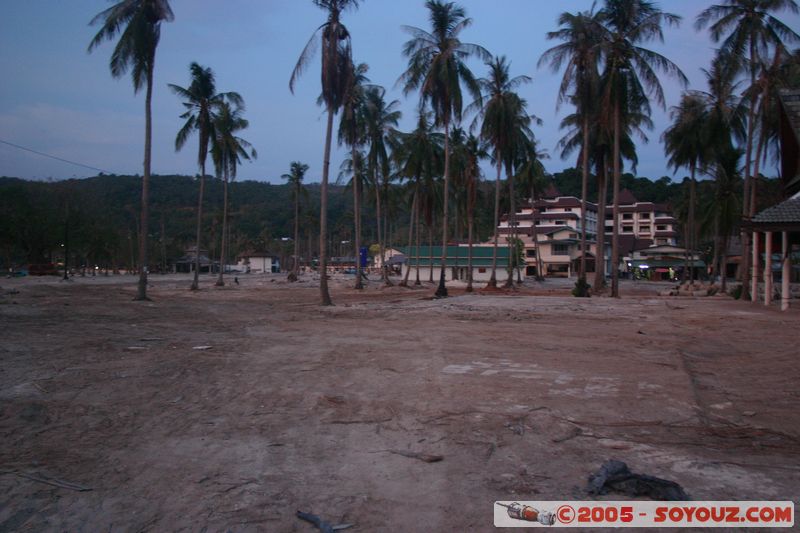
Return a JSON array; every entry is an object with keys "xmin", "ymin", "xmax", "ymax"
[
  {"xmin": 290, "ymin": 0, "xmax": 361, "ymax": 305},
  {"xmin": 5, "ymin": 0, "xmax": 798, "ymax": 304},
  {"xmin": 88, "ymin": 0, "xmax": 174, "ymax": 300},
  {"xmin": 169, "ymin": 62, "xmax": 243, "ymax": 290},
  {"xmin": 399, "ymin": 0, "xmax": 489, "ymax": 297}
]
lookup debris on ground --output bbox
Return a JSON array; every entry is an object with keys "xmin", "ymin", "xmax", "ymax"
[
  {"xmin": 586, "ymin": 459, "xmax": 690, "ymax": 500},
  {"xmin": 296, "ymin": 510, "xmax": 353, "ymax": 532},
  {"xmin": 380, "ymin": 449, "xmax": 444, "ymax": 463}
]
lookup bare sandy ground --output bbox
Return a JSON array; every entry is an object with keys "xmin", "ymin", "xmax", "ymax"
[{"xmin": 1, "ymin": 273, "xmax": 798, "ymax": 531}]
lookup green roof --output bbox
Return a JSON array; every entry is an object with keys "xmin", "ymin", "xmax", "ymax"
[{"xmin": 396, "ymin": 245, "xmax": 510, "ymax": 267}]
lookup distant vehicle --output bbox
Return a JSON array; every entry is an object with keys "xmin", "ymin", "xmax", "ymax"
[{"xmin": 28, "ymin": 263, "xmax": 59, "ymax": 276}]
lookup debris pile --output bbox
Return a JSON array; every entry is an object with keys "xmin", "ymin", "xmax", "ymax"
[
  {"xmin": 587, "ymin": 459, "xmax": 690, "ymax": 501},
  {"xmin": 659, "ymin": 282, "xmax": 720, "ymax": 298}
]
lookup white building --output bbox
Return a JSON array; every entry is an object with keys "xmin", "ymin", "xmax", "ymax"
[{"xmin": 236, "ymin": 252, "xmax": 280, "ymax": 274}]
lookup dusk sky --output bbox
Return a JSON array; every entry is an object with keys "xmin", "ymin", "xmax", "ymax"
[{"xmin": 1, "ymin": 1, "xmax": 798, "ymax": 184}]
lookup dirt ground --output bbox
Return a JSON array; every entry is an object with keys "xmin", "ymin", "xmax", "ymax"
[{"xmin": 1, "ymin": 272, "xmax": 798, "ymax": 531}]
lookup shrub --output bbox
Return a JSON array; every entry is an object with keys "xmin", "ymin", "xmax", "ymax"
[{"xmin": 572, "ymin": 277, "xmax": 591, "ymax": 298}]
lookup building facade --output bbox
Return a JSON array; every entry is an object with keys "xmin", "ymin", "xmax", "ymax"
[{"xmin": 493, "ymin": 189, "xmax": 681, "ymax": 278}]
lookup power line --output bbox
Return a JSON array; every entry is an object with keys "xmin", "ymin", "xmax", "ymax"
[{"xmin": 0, "ymin": 138, "xmax": 113, "ymax": 175}]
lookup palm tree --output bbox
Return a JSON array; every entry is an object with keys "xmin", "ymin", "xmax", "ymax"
[
  {"xmin": 598, "ymin": 0, "xmax": 687, "ymax": 297},
  {"xmin": 169, "ymin": 62, "xmax": 242, "ymax": 291},
  {"xmin": 539, "ymin": 9, "xmax": 603, "ymax": 285},
  {"xmin": 338, "ymin": 61, "xmax": 370, "ymax": 289},
  {"xmin": 696, "ymin": 0, "xmax": 800, "ymax": 298},
  {"xmin": 88, "ymin": 0, "xmax": 174, "ymax": 300},
  {"xmin": 395, "ymin": 110, "xmax": 445, "ymax": 286},
  {"xmin": 746, "ymin": 47, "xmax": 800, "ymax": 213},
  {"xmin": 282, "ymin": 162, "xmax": 309, "ymax": 281},
  {"xmin": 290, "ymin": 0, "xmax": 360, "ymax": 306},
  {"xmin": 211, "ymin": 101, "xmax": 256, "ymax": 287},
  {"xmin": 363, "ymin": 85, "xmax": 401, "ymax": 285},
  {"xmin": 400, "ymin": 0, "xmax": 489, "ymax": 297},
  {"xmin": 703, "ymin": 146, "xmax": 743, "ymax": 291},
  {"xmin": 472, "ymin": 56, "xmax": 532, "ymax": 287},
  {"xmin": 662, "ymin": 93, "xmax": 708, "ymax": 282},
  {"xmin": 463, "ymin": 134, "xmax": 486, "ymax": 292},
  {"xmin": 515, "ymin": 141, "xmax": 549, "ymax": 282}
]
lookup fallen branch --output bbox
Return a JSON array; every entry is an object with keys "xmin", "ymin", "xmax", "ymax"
[
  {"xmin": 6, "ymin": 471, "xmax": 92, "ymax": 492},
  {"xmin": 375, "ymin": 449, "xmax": 443, "ymax": 463},
  {"xmin": 328, "ymin": 417, "xmax": 392, "ymax": 425}
]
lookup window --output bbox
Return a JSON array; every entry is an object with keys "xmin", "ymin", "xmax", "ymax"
[
  {"xmin": 639, "ymin": 212, "xmax": 650, "ymax": 219},
  {"xmin": 656, "ymin": 225, "xmax": 667, "ymax": 231},
  {"xmin": 553, "ymin": 244, "xmax": 569, "ymax": 255},
  {"xmin": 622, "ymin": 226, "xmax": 634, "ymax": 233},
  {"xmin": 656, "ymin": 239, "xmax": 667, "ymax": 245},
  {"xmin": 478, "ymin": 268, "xmax": 486, "ymax": 273},
  {"xmin": 606, "ymin": 213, "xmax": 613, "ymax": 219},
  {"xmin": 622, "ymin": 213, "xmax": 633, "ymax": 220},
  {"xmin": 640, "ymin": 225, "xmax": 650, "ymax": 233},
  {"xmin": 569, "ymin": 233, "xmax": 578, "ymax": 239},
  {"xmin": 526, "ymin": 249, "xmax": 537, "ymax": 258},
  {"xmin": 564, "ymin": 207, "xmax": 572, "ymax": 212},
  {"xmin": 555, "ymin": 220, "xmax": 566, "ymax": 225}
]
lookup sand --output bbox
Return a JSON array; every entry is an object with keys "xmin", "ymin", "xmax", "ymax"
[{"xmin": 1, "ymin": 272, "xmax": 798, "ymax": 531}]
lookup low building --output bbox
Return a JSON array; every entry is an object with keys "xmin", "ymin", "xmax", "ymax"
[
  {"xmin": 627, "ymin": 244, "xmax": 705, "ymax": 281},
  {"xmin": 237, "ymin": 252, "xmax": 280, "ymax": 274},
  {"xmin": 175, "ymin": 246, "xmax": 214, "ymax": 273},
  {"xmin": 397, "ymin": 245, "xmax": 511, "ymax": 282}
]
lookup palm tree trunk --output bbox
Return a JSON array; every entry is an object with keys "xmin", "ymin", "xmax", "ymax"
[
  {"xmin": 739, "ymin": 39, "xmax": 758, "ymax": 300},
  {"xmin": 353, "ymin": 153, "xmax": 364, "ymax": 290},
  {"xmin": 611, "ymin": 101, "xmax": 621, "ymax": 298},
  {"xmin": 435, "ymin": 117, "xmax": 451, "ymax": 297},
  {"xmin": 428, "ymin": 221, "xmax": 434, "ymax": 283},
  {"xmin": 504, "ymin": 164, "xmax": 515, "ymax": 288},
  {"xmin": 401, "ymin": 186, "xmax": 417, "ymax": 286},
  {"xmin": 375, "ymin": 170, "xmax": 385, "ymax": 284},
  {"xmin": 579, "ymin": 116, "xmax": 589, "ymax": 281},
  {"xmin": 453, "ymin": 195, "xmax": 459, "ymax": 280},
  {"xmin": 721, "ymin": 234, "xmax": 729, "ymax": 292},
  {"xmin": 530, "ymin": 188, "xmax": 544, "ymax": 281},
  {"xmin": 415, "ymin": 197, "xmax": 421, "ymax": 285},
  {"xmin": 216, "ymin": 171, "xmax": 229, "ymax": 286},
  {"xmin": 384, "ymin": 201, "xmax": 392, "ymax": 286},
  {"xmin": 593, "ymin": 158, "xmax": 608, "ymax": 293},
  {"xmin": 318, "ymin": 109, "xmax": 334, "ymax": 305},
  {"xmin": 191, "ymin": 163, "xmax": 205, "ymax": 290},
  {"xmin": 136, "ymin": 63, "xmax": 154, "ymax": 301},
  {"xmin": 751, "ymin": 115, "xmax": 767, "ymax": 220},
  {"xmin": 289, "ymin": 185, "xmax": 300, "ymax": 281},
  {"xmin": 488, "ymin": 158, "xmax": 502, "ymax": 288},
  {"xmin": 467, "ymin": 195, "xmax": 474, "ymax": 292},
  {"xmin": 688, "ymin": 162, "xmax": 696, "ymax": 282}
]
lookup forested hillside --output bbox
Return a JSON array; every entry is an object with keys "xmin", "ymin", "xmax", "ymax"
[{"xmin": 0, "ymin": 171, "xmax": 782, "ymax": 271}]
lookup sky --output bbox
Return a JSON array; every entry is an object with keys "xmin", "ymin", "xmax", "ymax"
[{"xmin": 1, "ymin": 0, "xmax": 798, "ymax": 184}]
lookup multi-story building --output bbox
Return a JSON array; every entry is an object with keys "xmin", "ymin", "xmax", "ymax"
[
  {"xmin": 493, "ymin": 187, "xmax": 681, "ymax": 278},
  {"xmin": 603, "ymin": 189, "xmax": 679, "ymax": 247}
]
